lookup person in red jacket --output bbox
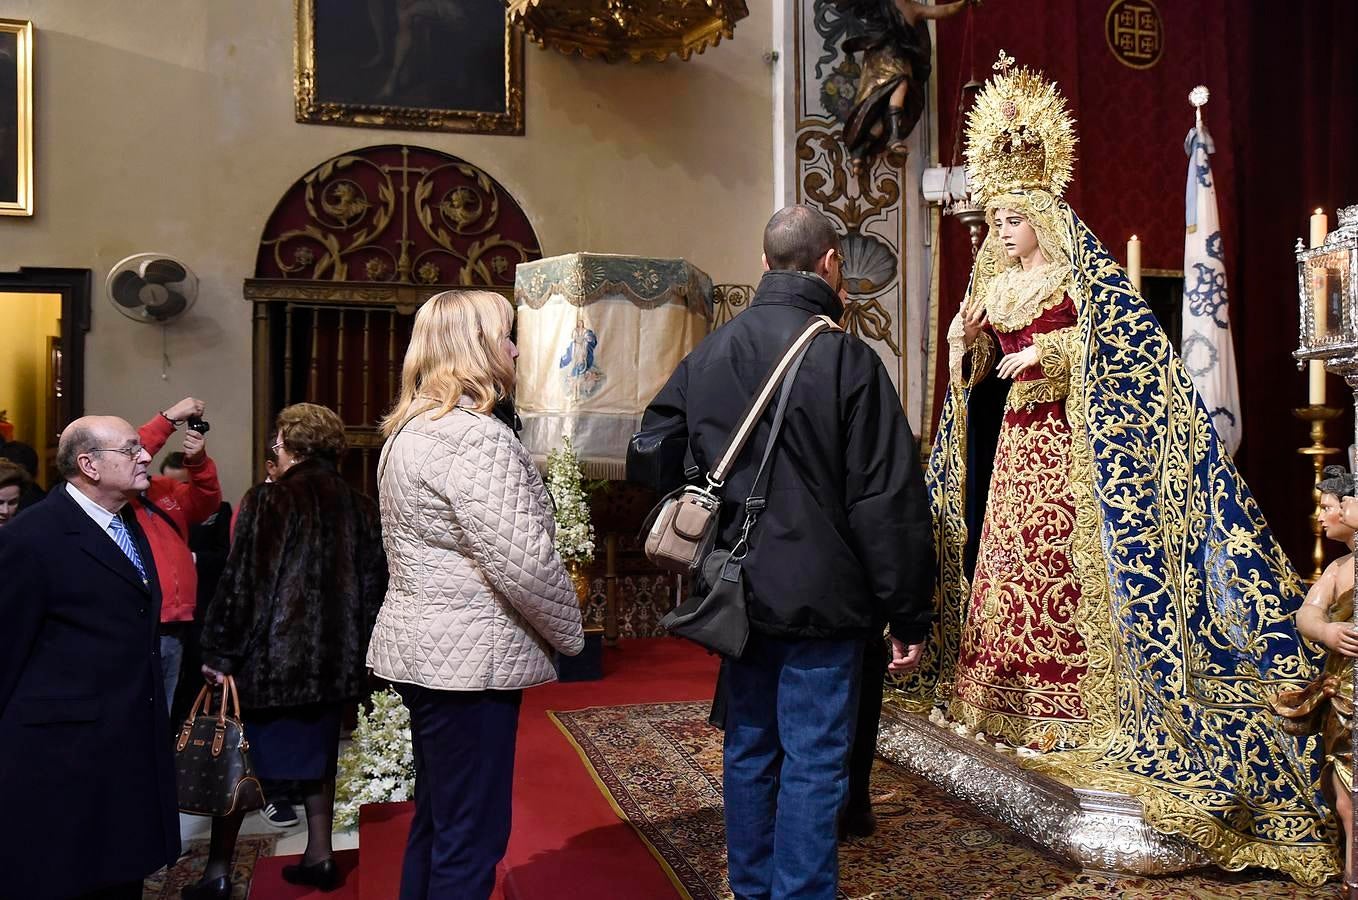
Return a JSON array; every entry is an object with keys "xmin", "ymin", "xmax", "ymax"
[{"xmin": 137, "ymin": 396, "xmax": 222, "ymax": 712}]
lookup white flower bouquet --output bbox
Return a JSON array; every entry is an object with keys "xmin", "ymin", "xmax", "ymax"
[
  {"xmin": 334, "ymin": 687, "xmax": 416, "ymax": 830},
  {"xmin": 545, "ymin": 436, "xmax": 596, "ymax": 566}
]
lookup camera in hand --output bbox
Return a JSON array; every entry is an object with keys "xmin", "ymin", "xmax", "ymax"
[{"xmin": 186, "ymin": 416, "xmax": 211, "ymax": 434}]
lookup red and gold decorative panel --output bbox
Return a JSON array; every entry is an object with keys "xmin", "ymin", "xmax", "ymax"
[{"xmin": 253, "ymin": 144, "xmax": 541, "ymax": 288}]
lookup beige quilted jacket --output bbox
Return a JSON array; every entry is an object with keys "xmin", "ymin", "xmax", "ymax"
[{"xmin": 367, "ymin": 406, "xmax": 585, "ymax": 690}]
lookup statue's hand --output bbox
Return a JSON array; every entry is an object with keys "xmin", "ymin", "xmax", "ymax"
[
  {"xmin": 962, "ymin": 302, "xmax": 989, "ymax": 347},
  {"xmin": 1321, "ymin": 621, "xmax": 1358, "ymax": 659},
  {"xmin": 996, "ymin": 345, "xmax": 1040, "ymax": 380}
]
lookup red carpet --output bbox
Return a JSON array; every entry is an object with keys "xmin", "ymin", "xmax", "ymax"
[
  {"xmin": 332, "ymin": 638, "xmax": 719, "ymax": 900},
  {"xmin": 504, "ymin": 638, "xmax": 719, "ymax": 900}
]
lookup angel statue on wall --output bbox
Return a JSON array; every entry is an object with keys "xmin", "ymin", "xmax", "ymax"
[{"xmin": 832, "ymin": 0, "xmax": 979, "ymax": 177}]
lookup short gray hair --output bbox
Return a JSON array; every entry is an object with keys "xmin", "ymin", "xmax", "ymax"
[
  {"xmin": 762, "ymin": 205, "xmax": 841, "ymax": 272},
  {"xmin": 56, "ymin": 423, "xmax": 98, "ymax": 480}
]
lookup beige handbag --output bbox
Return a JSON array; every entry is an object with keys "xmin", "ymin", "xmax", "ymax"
[{"xmin": 641, "ymin": 316, "xmax": 839, "ymax": 573}]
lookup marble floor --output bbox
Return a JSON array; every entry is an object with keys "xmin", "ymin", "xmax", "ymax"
[{"xmin": 177, "ymin": 808, "xmax": 360, "ymax": 858}]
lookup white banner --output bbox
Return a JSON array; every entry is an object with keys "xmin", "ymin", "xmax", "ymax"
[{"xmin": 1181, "ymin": 123, "xmax": 1242, "ymax": 453}]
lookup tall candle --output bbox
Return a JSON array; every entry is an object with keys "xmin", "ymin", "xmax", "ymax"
[
  {"xmin": 1127, "ymin": 235, "xmax": 1142, "ymax": 292},
  {"xmin": 1311, "ymin": 208, "xmax": 1329, "ymax": 249},
  {"xmin": 1309, "ymin": 209, "xmax": 1329, "ymax": 405},
  {"xmin": 1310, "ymin": 361, "xmax": 1327, "ymax": 405}
]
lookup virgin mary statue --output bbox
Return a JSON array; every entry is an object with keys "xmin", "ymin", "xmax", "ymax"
[{"xmin": 895, "ymin": 54, "xmax": 1336, "ymax": 885}]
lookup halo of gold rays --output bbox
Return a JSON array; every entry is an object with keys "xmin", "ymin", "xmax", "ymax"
[{"xmin": 964, "ymin": 52, "xmax": 1078, "ymax": 206}]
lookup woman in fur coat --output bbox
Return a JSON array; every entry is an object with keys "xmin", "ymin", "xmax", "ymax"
[{"xmin": 185, "ymin": 402, "xmax": 388, "ymax": 897}]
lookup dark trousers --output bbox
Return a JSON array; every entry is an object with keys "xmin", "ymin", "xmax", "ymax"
[
  {"xmin": 722, "ymin": 633, "xmax": 863, "ymax": 900},
  {"xmin": 395, "ymin": 683, "xmax": 522, "ymax": 900},
  {"xmin": 848, "ymin": 634, "xmax": 888, "ymax": 813}
]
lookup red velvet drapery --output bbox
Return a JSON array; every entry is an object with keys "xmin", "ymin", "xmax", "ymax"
[{"xmin": 933, "ymin": 1, "xmax": 1358, "ymax": 566}]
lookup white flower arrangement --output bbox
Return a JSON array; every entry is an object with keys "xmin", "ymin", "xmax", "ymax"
[
  {"xmin": 334, "ymin": 687, "xmax": 416, "ymax": 830},
  {"xmin": 545, "ymin": 436, "xmax": 596, "ymax": 565}
]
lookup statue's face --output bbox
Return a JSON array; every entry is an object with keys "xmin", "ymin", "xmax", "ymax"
[
  {"xmin": 994, "ymin": 208, "xmax": 1039, "ymax": 261},
  {"xmin": 1321, "ymin": 493, "xmax": 1355, "ymax": 542},
  {"xmin": 1340, "ymin": 494, "xmax": 1358, "ymax": 529}
]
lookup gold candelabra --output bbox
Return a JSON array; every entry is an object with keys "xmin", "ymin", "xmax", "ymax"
[{"xmin": 1294, "ymin": 404, "xmax": 1342, "ymax": 582}]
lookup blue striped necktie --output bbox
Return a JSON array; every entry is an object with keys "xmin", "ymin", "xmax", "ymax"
[{"xmin": 108, "ymin": 513, "xmax": 148, "ymax": 584}]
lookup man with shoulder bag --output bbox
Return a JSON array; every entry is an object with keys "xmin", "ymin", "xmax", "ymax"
[{"xmin": 629, "ymin": 205, "xmax": 934, "ymax": 899}]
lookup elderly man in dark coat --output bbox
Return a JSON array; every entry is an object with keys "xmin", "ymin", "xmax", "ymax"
[{"xmin": 0, "ymin": 416, "xmax": 181, "ymax": 899}]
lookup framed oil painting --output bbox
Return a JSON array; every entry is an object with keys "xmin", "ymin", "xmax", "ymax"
[
  {"xmin": 0, "ymin": 19, "xmax": 33, "ymax": 216},
  {"xmin": 294, "ymin": 0, "xmax": 524, "ymax": 135}
]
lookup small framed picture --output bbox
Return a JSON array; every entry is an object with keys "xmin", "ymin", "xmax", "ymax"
[{"xmin": 0, "ymin": 18, "xmax": 33, "ymax": 216}]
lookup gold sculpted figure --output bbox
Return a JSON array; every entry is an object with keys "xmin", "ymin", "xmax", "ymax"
[
  {"xmin": 832, "ymin": 0, "xmax": 979, "ymax": 177},
  {"xmin": 1274, "ymin": 466, "xmax": 1358, "ymax": 887}
]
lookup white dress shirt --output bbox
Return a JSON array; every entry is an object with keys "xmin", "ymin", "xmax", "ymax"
[{"xmin": 66, "ymin": 481, "xmax": 120, "ymax": 534}]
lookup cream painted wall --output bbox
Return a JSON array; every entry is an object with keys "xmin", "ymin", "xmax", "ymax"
[
  {"xmin": 0, "ymin": 291, "xmax": 61, "ymax": 484},
  {"xmin": 0, "ymin": 2, "xmax": 775, "ymax": 499}
]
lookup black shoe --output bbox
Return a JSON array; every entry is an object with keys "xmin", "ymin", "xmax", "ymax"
[
  {"xmin": 181, "ymin": 875, "xmax": 231, "ymax": 900},
  {"xmin": 281, "ymin": 857, "xmax": 341, "ymax": 891},
  {"xmin": 838, "ymin": 806, "xmax": 877, "ymax": 841}
]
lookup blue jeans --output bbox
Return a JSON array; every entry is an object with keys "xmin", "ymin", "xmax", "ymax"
[
  {"xmin": 395, "ymin": 683, "xmax": 522, "ymax": 900},
  {"xmin": 722, "ymin": 633, "xmax": 863, "ymax": 900},
  {"xmin": 159, "ymin": 632, "xmax": 183, "ymax": 715}
]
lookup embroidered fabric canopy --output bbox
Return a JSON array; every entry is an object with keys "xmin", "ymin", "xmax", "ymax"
[{"xmin": 514, "ymin": 253, "xmax": 712, "ymax": 478}]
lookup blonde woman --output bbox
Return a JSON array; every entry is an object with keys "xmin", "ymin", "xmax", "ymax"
[{"xmin": 368, "ymin": 290, "xmax": 584, "ymax": 900}]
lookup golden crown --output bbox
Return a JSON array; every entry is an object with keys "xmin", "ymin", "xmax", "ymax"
[{"xmin": 964, "ymin": 52, "xmax": 1077, "ymax": 206}]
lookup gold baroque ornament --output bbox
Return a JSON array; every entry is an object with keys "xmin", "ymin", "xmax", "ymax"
[
  {"xmin": 294, "ymin": 0, "xmax": 524, "ymax": 134},
  {"xmin": 506, "ymin": 0, "xmax": 748, "ymax": 63},
  {"xmin": 964, "ymin": 54, "xmax": 1078, "ymax": 207},
  {"xmin": 1105, "ymin": 0, "xmax": 1164, "ymax": 70}
]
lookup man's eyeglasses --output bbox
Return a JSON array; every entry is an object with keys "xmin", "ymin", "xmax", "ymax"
[{"xmin": 89, "ymin": 444, "xmax": 145, "ymax": 460}]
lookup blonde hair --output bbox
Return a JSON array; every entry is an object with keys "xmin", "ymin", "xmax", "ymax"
[{"xmin": 381, "ymin": 290, "xmax": 515, "ymax": 437}]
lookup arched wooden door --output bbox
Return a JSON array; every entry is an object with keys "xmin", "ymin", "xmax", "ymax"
[{"xmin": 243, "ymin": 145, "xmax": 541, "ymax": 492}]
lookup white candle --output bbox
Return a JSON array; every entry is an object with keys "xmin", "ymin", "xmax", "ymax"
[
  {"xmin": 1309, "ymin": 210, "xmax": 1329, "ymax": 406},
  {"xmin": 1126, "ymin": 235, "xmax": 1142, "ymax": 292},
  {"xmin": 1311, "ymin": 208, "xmax": 1329, "ymax": 249},
  {"xmin": 1310, "ymin": 361, "xmax": 1327, "ymax": 406}
]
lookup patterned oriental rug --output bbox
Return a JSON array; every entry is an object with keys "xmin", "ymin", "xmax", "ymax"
[
  {"xmin": 550, "ymin": 702, "xmax": 1337, "ymax": 900},
  {"xmin": 142, "ymin": 834, "xmax": 278, "ymax": 899}
]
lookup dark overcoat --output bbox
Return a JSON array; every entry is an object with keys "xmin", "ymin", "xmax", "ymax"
[{"xmin": 0, "ymin": 486, "xmax": 181, "ymax": 899}]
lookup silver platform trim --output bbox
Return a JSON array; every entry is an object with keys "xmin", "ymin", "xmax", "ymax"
[{"xmin": 877, "ymin": 704, "xmax": 1211, "ymax": 877}]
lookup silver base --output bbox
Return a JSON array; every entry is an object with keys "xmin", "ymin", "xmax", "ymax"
[{"xmin": 877, "ymin": 705, "xmax": 1211, "ymax": 877}]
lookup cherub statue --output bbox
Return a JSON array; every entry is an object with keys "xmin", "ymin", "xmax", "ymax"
[
  {"xmin": 833, "ymin": 0, "xmax": 980, "ymax": 176},
  {"xmin": 1273, "ymin": 465, "xmax": 1358, "ymax": 884}
]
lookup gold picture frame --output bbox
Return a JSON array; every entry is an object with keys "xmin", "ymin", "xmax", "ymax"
[
  {"xmin": 293, "ymin": 0, "xmax": 524, "ymax": 135},
  {"xmin": 0, "ymin": 19, "xmax": 34, "ymax": 217}
]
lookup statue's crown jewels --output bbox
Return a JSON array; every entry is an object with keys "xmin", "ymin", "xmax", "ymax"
[{"xmin": 965, "ymin": 52, "xmax": 1077, "ymax": 206}]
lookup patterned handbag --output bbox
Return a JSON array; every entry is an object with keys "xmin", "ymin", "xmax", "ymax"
[{"xmin": 175, "ymin": 676, "xmax": 265, "ymax": 816}]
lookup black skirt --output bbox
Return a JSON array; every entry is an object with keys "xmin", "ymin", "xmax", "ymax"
[{"xmin": 244, "ymin": 702, "xmax": 343, "ymax": 781}]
